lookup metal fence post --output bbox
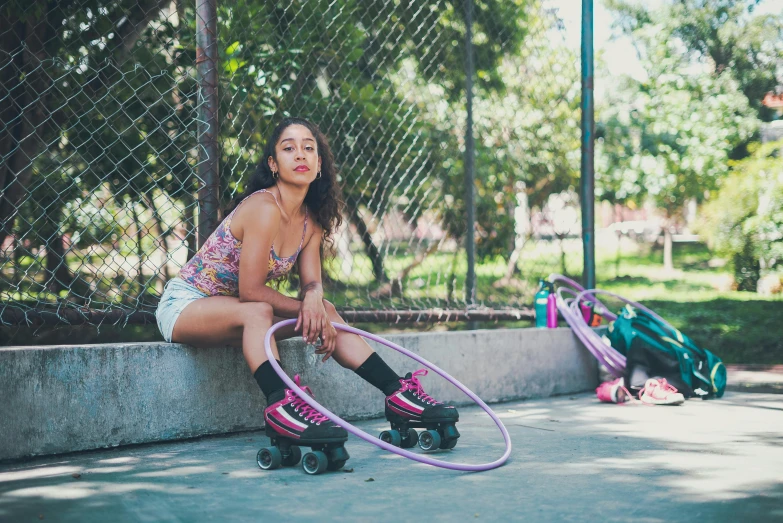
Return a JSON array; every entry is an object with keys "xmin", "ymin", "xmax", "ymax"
[
  {"xmin": 196, "ymin": 0, "xmax": 220, "ymax": 248},
  {"xmin": 464, "ymin": 0, "xmax": 477, "ymax": 310},
  {"xmin": 580, "ymin": 0, "xmax": 596, "ymax": 290}
]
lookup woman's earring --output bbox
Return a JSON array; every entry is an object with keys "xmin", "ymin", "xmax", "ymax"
[
  {"xmin": 272, "ymin": 170, "xmax": 279, "ymax": 179},
  {"xmin": 316, "ymin": 171, "xmax": 322, "ymax": 179}
]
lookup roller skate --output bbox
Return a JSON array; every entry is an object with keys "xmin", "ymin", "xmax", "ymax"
[
  {"xmin": 257, "ymin": 375, "xmax": 349, "ymax": 475},
  {"xmin": 380, "ymin": 369, "xmax": 460, "ymax": 451}
]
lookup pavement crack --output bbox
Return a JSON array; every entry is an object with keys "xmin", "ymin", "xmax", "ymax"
[{"xmin": 510, "ymin": 423, "xmax": 556, "ymax": 432}]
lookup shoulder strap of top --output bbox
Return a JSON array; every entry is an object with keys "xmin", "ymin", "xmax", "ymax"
[
  {"xmin": 228, "ymin": 188, "xmax": 284, "ymax": 221},
  {"xmin": 250, "ymin": 189, "xmax": 285, "ymax": 215},
  {"xmin": 225, "ymin": 189, "xmax": 270, "ymax": 232}
]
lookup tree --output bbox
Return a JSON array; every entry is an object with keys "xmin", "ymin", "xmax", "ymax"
[
  {"xmin": 599, "ymin": 2, "xmax": 761, "ymax": 270},
  {"xmin": 0, "ymin": 0, "xmax": 173, "ymax": 249},
  {"xmin": 1, "ymin": 0, "xmax": 184, "ymax": 299},
  {"xmin": 215, "ymin": 0, "xmax": 532, "ymax": 286},
  {"xmin": 698, "ymin": 140, "xmax": 783, "ymax": 291},
  {"xmin": 608, "ymin": 0, "xmax": 783, "ymax": 121},
  {"xmin": 403, "ymin": 1, "xmax": 581, "ymax": 287}
]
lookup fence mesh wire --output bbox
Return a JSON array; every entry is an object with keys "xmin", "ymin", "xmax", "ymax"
[{"xmin": 1, "ymin": 0, "xmax": 583, "ymax": 338}]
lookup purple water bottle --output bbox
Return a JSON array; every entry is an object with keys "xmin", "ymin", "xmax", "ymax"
[{"xmin": 546, "ymin": 282, "xmax": 558, "ymax": 328}]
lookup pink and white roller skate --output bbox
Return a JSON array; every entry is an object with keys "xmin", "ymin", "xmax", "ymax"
[
  {"xmin": 257, "ymin": 375, "xmax": 349, "ymax": 475},
  {"xmin": 381, "ymin": 369, "xmax": 460, "ymax": 451}
]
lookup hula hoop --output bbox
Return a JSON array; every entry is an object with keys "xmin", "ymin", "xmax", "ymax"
[
  {"xmin": 548, "ymin": 273, "xmax": 679, "ymax": 379},
  {"xmin": 264, "ymin": 319, "xmax": 512, "ymax": 472}
]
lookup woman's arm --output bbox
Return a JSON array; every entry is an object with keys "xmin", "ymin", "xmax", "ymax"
[
  {"xmin": 297, "ymin": 221, "xmax": 324, "ymax": 301},
  {"xmin": 234, "ymin": 195, "xmax": 302, "ymax": 318},
  {"xmin": 296, "ymin": 222, "xmax": 337, "ymax": 358}
]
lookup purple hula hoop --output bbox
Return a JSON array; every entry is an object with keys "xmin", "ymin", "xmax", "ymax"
[
  {"xmin": 264, "ymin": 319, "xmax": 512, "ymax": 472},
  {"xmin": 549, "ymin": 273, "xmax": 677, "ymax": 379}
]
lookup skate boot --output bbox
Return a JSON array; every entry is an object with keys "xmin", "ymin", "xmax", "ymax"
[
  {"xmin": 257, "ymin": 375, "xmax": 349, "ymax": 475},
  {"xmin": 380, "ymin": 369, "xmax": 460, "ymax": 451}
]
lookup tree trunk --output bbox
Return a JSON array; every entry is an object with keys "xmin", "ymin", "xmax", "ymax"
[
  {"xmin": 44, "ymin": 233, "xmax": 74, "ymax": 294},
  {"xmin": 663, "ymin": 227, "xmax": 674, "ymax": 272},
  {"xmin": 0, "ymin": 13, "xmax": 52, "ymax": 247},
  {"xmin": 12, "ymin": 230, "xmax": 20, "ymax": 286},
  {"xmin": 500, "ymin": 190, "xmax": 530, "ymax": 283},
  {"xmin": 0, "ymin": 2, "xmax": 168, "ymax": 248},
  {"xmin": 348, "ymin": 207, "xmax": 386, "ymax": 283},
  {"xmin": 557, "ymin": 233, "xmax": 568, "ymax": 276},
  {"xmin": 131, "ymin": 204, "xmax": 146, "ymax": 296},
  {"xmin": 370, "ymin": 241, "xmax": 440, "ymax": 299},
  {"xmin": 182, "ymin": 191, "xmax": 197, "ymax": 260},
  {"xmin": 447, "ymin": 251, "xmax": 459, "ymax": 303},
  {"xmin": 144, "ymin": 193, "xmax": 171, "ymax": 283},
  {"xmin": 501, "ymin": 245, "xmax": 523, "ymax": 283}
]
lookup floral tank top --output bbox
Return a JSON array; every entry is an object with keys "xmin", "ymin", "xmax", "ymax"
[{"xmin": 179, "ymin": 189, "xmax": 308, "ymax": 296}]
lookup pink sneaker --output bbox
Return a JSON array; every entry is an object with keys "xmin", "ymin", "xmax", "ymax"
[
  {"xmin": 638, "ymin": 378, "xmax": 685, "ymax": 406},
  {"xmin": 596, "ymin": 377, "xmax": 630, "ymax": 404}
]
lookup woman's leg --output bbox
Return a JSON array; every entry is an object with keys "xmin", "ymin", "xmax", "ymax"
[
  {"xmin": 271, "ymin": 307, "xmax": 373, "ymax": 370},
  {"xmin": 325, "ymin": 307, "xmax": 375, "ymax": 370},
  {"xmin": 273, "ymin": 306, "xmax": 399, "ymax": 394},
  {"xmin": 171, "ymin": 296, "xmax": 277, "ymax": 372}
]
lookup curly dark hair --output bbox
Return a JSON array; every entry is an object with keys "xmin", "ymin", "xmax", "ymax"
[{"xmin": 232, "ymin": 118, "xmax": 344, "ymax": 246}]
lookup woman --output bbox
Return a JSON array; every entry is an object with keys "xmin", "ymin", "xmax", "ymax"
[{"xmin": 156, "ymin": 118, "xmax": 458, "ymax": 455}]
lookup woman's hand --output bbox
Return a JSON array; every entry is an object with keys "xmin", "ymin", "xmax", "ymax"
[{"xmin": 296, "ymin": 287, "xmax": 337, "ymax": 361}]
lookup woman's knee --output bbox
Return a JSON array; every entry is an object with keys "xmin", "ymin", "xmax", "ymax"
[
  {"xmin": 324, "ymin": 300, "xmax": 345, "ymax": 324},
  {"xmin": 241, "ymin": 302, "xmax": 275, "ymax": 327}
]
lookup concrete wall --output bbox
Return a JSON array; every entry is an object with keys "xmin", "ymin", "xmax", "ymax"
[{"xmin": 0, "ymin": 327, "xmax": 597, "ymax": 461}]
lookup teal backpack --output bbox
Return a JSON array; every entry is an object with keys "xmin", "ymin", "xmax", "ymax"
[{"xmin": 606, "ymin": 305, "xmax": 727, "ymax": 399}]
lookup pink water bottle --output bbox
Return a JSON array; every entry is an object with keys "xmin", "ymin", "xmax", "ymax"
[{"xmin": 546, "ymin": 284, "xmax": 558, "ymax": 328}]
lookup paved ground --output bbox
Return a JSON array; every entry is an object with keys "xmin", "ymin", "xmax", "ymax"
[
  {"xmin": 1, "ymin": 388, "xmax": 782, "ymax": 522},
  {"xmin": 726, "ymin": 364, "xmax": 783, "ymax": 394}
]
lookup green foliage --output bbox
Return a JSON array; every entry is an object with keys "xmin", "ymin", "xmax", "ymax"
[
  {"xmin": 597, "ymin": 1, "xmax": 760, "ymax": 217},
  {"xmin": 413, "ymin": 1, "xmax": 581, "ymax": 258},
  {"xmin": 598, "ymin": 241, "xmax": 783, "ymax": 364},
  {"xmin": 1, "ymin": 0, "xmax": 588, "ymax": 317},
  {"xmin": 640, "ymin": 297, "xmax": 783, "ymax": 364},
  {"xmin": 698, "ymin": 140, "xmax": 783, "ymax": 290},
  {"xmin": 211, "ymin": 0, "xmax": 578, "ymax": 267},
  {"xmin": 607, "ymin": 0, "xmax": 783, "ymax": 122}
]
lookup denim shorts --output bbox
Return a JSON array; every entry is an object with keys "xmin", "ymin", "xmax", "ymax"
[{"xmin": 155, "ymin": 278, "xmax": 208, "ymax": 342}]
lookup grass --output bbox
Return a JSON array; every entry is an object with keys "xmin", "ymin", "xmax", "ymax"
[
  {"xmin": 595, "ymin": 241, "xmax": 783, "ymax": 364},
  {"xmin": 2, "ymin": 239, "xmax": 781, "ymax": 364}
]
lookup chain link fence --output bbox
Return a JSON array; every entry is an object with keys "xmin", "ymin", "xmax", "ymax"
[{"xmin": 1, "ymin": 0, "xmax": 584, "ymax": 340}]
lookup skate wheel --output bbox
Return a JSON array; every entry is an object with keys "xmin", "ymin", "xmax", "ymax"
[
  {"xmin": 379, "ymin": 429, "xmax": 402, "ymax": 447},
  {"xmin": 440, "ymin": 438, "xmax": 458, "ymax": 450},
  {"xmin": 282, "ymin": 445, "xmax": 302, "ymax": 467},
  {"xmin": 401, "ymin": 428, "xmax": 418, "ymax": 449},
  {"xmin": 442, "ymin": 424, "xmax": 460, "ymax": 441},
  {"xmin": 302, "ymin": 451, "xmax": 329, "ymax": 475},
  {"xmin": 328, "ymin": 446, "xmax": 350, "ymax": 463},
  {"xmin": 327, "ymin": 460, "xmax": 346, "ymax": 471},
  {"xmin": 257, "ymin": 447, "xmax": 283, "ymax": 470},
  {"xmin": 418, "ymin": 430, "xmax": 442, "ymax": 451}
]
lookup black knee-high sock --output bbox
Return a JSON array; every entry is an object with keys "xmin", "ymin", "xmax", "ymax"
[
  {"xmin": 254, "ymin": 360, "xmax": 287, "ymax": 401},
  {"xmin": 355, "ymin": 352, "xmax": 401, "ymax": 396}
]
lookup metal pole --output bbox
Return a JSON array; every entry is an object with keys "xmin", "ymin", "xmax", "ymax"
[
  {"xmin": 464, "ymin": 0, "xmax": 477, "ymax": 311},
  {"xmin": 196, "ymin": 0, "xmax": 220, "ymax": 247},
  {"xmin": 580, "ymin": 0, "xmax": 596, "ymax": 290}
]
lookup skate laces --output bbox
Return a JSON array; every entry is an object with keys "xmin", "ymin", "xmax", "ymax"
[
  {"xmin": 288, "ymin": 375, "xmax": 329, "ymax": 424},
  {"xmin": 402, "ymin": 369, "xmax": 440, "ymax": 405}
]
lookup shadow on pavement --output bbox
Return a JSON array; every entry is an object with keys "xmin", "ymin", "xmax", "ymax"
[{"xmin": 1, "ymin": 392, "xmax": 782, "ymax": 521}]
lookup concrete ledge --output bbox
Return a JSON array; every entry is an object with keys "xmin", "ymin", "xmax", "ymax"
[{"xmin": 0, "ymin": 327, "xmax": 597, "ymax": 461}]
